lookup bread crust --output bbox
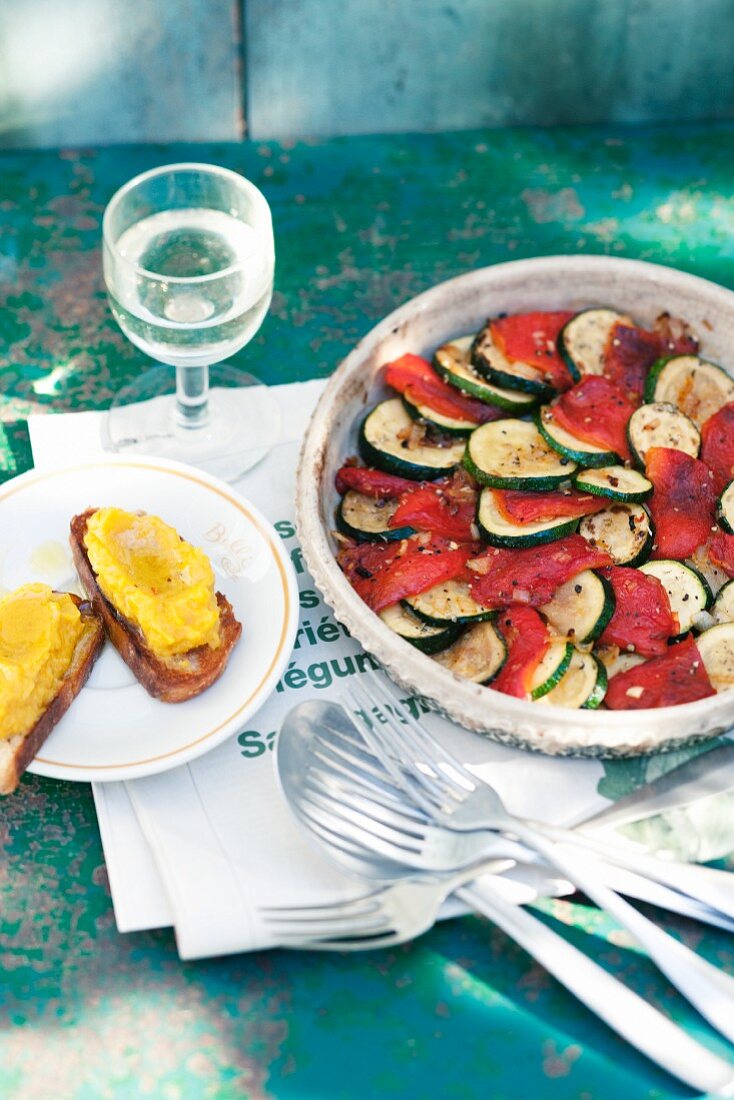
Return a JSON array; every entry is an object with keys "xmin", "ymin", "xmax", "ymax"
[
  {"xmin": 69, "ymin": 509, "xmax": 242, "ymax": 703},
  {"xmin": 0, "ymin": 594, "xmax": 105, "ymax": 795}
]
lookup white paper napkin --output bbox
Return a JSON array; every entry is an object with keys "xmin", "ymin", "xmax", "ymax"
[{"xmin": 27, "ymin": 381, "xmax": 728, "ymax": 959}]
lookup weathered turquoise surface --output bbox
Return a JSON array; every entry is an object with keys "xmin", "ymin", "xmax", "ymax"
[
  {"xmin": 1, "ymin": 123, "xmax": 734, "ymax": 1099},
  {"xmin": 0, "ymin": 0, "xmax": 242, "ymax": 147},
  {"xmin": 246, "ymin": 0, "xmax": 734, "ymax": 139},
  {"xmin": 3, "ymin": 0, "xmax": 734, "ymax": 147}
]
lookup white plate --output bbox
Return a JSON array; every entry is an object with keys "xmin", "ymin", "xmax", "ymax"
[{"xmin": 0, "ymin": 456, "xmax": 298, "ymax": 782}]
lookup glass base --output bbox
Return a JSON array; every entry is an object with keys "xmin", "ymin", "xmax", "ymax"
[{"xmin": 103, "ymin": 364, "xmax": 281, "ymax": 481}]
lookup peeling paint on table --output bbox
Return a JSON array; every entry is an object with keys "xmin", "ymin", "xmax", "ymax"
[{"xmin": 1, "ymin": 122, "xmax": 733, "ymax": 1100}]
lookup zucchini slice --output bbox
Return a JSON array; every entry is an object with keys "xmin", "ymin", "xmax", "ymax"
[
  {"xmin": 693, "ymin": 622, "xmax": 734, "ymax": 692},
  {"xmin": 538, "ymin": 650, "xmax": 607, "ymax": 709},
  {"xmin": 537, "ymin": 407, "xmax": 620, "ymax": 468},
  {"xmin": 626, "ymin": 401, "xmax": 700, "ymax": 467},
  {"xmin": 433, "ymin": 336, "xmax": 539, "ymax": 411},
  {"xmin": 712, "ymin": 579, "xmax": 734, "ymax": 625},
  {"xmin": 404, "ymin": 579, "xmax": 494, "ymax": 625},
  {"xmin": 476, "ymin": 488, "xmax": 579, "ymax": 547},
  {"xmin": 687, "ymin": 544, "xmax": 730, "ymax": 598},
  {"xmin": 401, "ymin": 393, "xmax": 477, "ymax": 437},
  {"xmin": 379, "ymin": 603, "xmax": 462, "ymax": 655},
  {"xmin": 717, "ymin": 480, "xmax": 734, "ymax": 535},
  {"xmin": 558, "ymin": 308, "xmax": 632, "ymax": 378},
  {"xmin": 579, "ymin": 503, "xmax": 653, "ymax": 566},
  {"xmin": 359, "ymin": 399, "xmax": 466, "ymax": 480},
  {"xmin": 595, "ymin": 646, "xmax": 646, "ymax": 679},
  {"xmin": 336, "ymin": 490, "xmax": 414, "ymax": 543},
  {"xmin": 433, "ymin": 620, "xmax": 507, "ymax": 682},
  {"xmin": 573, "ymin": 465, "xmax": 652, "ymax": 503},
  {"xmin": 464, "ymin": 419, "xmax": 577, "ymax": 490},
  {"xmin": 471, "ymin": 322, "xmax": 554, "ymax": 397},
  {"xmin": 540, "ymin": 569, "xmax": 615, "ymax": 645},
  {"xmin": 638, "ymin": 560, "xmax": 713, "ymax": 637},
  {"xmin": 644, "ymin": 355, "xmax": 734, "ymax": 428},
  {"xmin": 529, "ymin": 640, "xmax": 574, "ymax": 700}
]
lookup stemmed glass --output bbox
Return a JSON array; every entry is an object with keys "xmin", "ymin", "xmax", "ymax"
[{"xmin": 102, "ymin": 163, "xmax": 280, "ymax": 480}]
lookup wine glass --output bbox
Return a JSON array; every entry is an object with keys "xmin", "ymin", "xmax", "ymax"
[{"xmin": 102, "ymin": 163, "xmax": 280, "ymax": 480}]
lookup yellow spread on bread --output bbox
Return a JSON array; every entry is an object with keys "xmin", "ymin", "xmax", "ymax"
[
  {"xmin": 83, "ymin": 508, "xmax": 221, "ymax": 660},
  {"xmin": 0, "ymin": 583, "xmax": 84, "ymax": 740}
]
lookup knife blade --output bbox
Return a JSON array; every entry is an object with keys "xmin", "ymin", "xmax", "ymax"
[{"xmin": 574, "ymin": 740, "xmax": 734, "ymax": 834}]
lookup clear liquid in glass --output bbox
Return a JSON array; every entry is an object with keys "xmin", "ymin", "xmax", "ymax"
[{"xmin": 107, "ymin": 208, "xmax": 274, "ymax": 367}]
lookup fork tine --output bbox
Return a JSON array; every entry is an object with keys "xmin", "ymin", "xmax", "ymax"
[
  {"xmin": 348, "ymin": 680, "xmax": 456, "ymax": 815},
  {"xmin": 354, "ymin": 672, "xmax": 479, "ymax": 806},
  {"xmin": 300, "ymin": 813, "xmax": 401, "ymax": 867},
  {"xmin": 303, "ymin": 781, "xmax": 426, "ymax": 850},
  {"xmin": 365, "ymin": 669, "xmax": 478, "ymax": 786},
  {"xmin": 300, "ymin": 791, "xmax": 425, "ymax": 859},
  {"xmin": 259, "ymin": 892, "xmax": 384, "ymax": 918},
  {"xmin": 310, "ymin": 738, "xmax": 415, "ymax": 806},
  {"xmin": 267, "ymin": 912, "xmax": 391, "ymax": 937},
  {"xmin": 307, "ymin": 759, "xmax": 428, "ymax": 823},
  {"xmin": 306, "ymin": 771, "xmax": 429, "ymax": 833},
  {"xmin": 349, "ymin": 677, "xmax": 449, "ymax": 784}
]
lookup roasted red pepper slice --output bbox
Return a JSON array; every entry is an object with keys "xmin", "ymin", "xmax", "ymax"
[
  {"xmin": 551, "ymin": 376, "xmax": 636, "ymax": 461},
  {"xmin": 645, "ymin": 447, "xmax": 716, "ymax": 560},
  {"xmin": 603, "ymin": 322, "xmax": 662, "ymax": 403},
  {"xmin": 605, "ymin": 636, "xmax": 714, "ymax": 710},
  {"xmin": 493, "ymin": 488, "xmax": 606, "ymax": 525},
  {"xmin": 708, "ymin": 530, "xmax": 734, "ymax": 577},
  {"xmin": 388, "ymin": 484, "xmax": 477, "ymax": 542},
  {"xmin": 338, "ymin": 536, "xmax": 473, "ymax": 613},
  {"xmin": 490, "ymin": 311, "xmax": 576, "ymax": 391},
  {"xmin": 701, "ymin": 402, "xmax": 734, "ymax": 495},
  {"xmin": 598, "ymin": 566, "xmax": 676, "ymax": 658},
  {"xmin": 492, "ymin": 607, "xmax": 550, "ymax": 699},
  {"xmin": 335, "ymin": 465, "xmax": 418, "ymax": 499},
  {"xmin": 384, "ymin": 354, "xmax": 501, "ymax": 424},
  {"xmin": 468, "ymin": 534, "xmax": 612, "ymax": 609},
  {"xmin": 653, "ymin": 313, "xmax": 699, "ymax": 358}
]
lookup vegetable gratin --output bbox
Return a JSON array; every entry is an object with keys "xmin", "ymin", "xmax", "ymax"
[{"xmin": 334, "ymin": 308, "xmax": 734, "ymax": 711}]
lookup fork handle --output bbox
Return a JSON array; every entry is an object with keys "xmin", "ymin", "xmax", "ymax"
[
  {"xmin": 537, "ymin": 820, "xmax": 734, "ymax": 919},
  {"xmin": 456, "ymin": 882, "xmax": 734, "ymax": 1097},
  {"xmin": 510, "ymin": 820, "xmax": 734, "ymax": 1049}
]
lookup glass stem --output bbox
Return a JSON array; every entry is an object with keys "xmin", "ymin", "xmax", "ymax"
[{"xmin": 175, "ymin": 364, "xmax": 210, "ymax": 428}]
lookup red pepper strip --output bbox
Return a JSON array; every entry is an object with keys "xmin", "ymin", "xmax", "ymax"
[
  {"xmin": 598, "ymin": 566, "xmax": 677, "ymax": 658},
  {"xmin": 335, "ymin": 464, "xmax": 419, "ymax": 499},
  {"xmin": 492, "ymin": 607, "xmax": 550, "ymax": 699},
  {"xmin": 388, "ymin": 485, "xmax": 477, "ymax": 543},
  {"xmin": 490, "ymin": 311, "xmax": 576, "ymax": 391},
  {"xmin": 645, "ymin": 446, "xmax": 717, "ymax": 560},
  {"xmin": 701, "ymin": 402, "xmax": 734, "ymax": 495},
  {"xmin": 338, "ymin": 536, "xmax": 473, "ymax": 613},
  {"xmin": 708, "ymin": 531, "xmax": 734, "ymax": 577},
  {"xmin": 493, "ymin": 488, "xmax": 606, "ymax": 525},
  {"xmin": 653, "ymin": 313, "xmax": 700, "ymax": 358},
  {"xmin": 384, "ymin": 354, "xmax": 501, "ymax": 424},
  {"xmin": 606, "ymin": 636, "xmax": 715, "ymax": 710},
  {"xmin": 603, "ymin": 322, "xmax": 663, "ymax": 404},
  {"xmin": 468, "ymin": 534, "xmax": 612, "ymax": 609},
  {"xmin": 551, "ymin": 376, "xmax": 636, "ymax": 461}
]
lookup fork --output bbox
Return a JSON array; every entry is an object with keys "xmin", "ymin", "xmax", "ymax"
[
  {"xmin": 339, "ymin": 680, "xmax": 734, "ymax": 917},
  {"xmin": 265, "ymin": 813, "xmax": 734, "ymax": 1096},
  {"xmin": 260, "ymin": 862, "xmax": 734, "ymax": 1094},
  {"xmin": 302, "ymin": 735, "xmax": 734, "ymax": 932},
  {"xmin": 347, "ymin": 674, "xmax": 734, "ymax": 1047}
]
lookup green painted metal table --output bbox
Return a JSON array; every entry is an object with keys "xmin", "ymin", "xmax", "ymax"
[{"xmin": 1, "ymin": 122, "xmax": 734, "ymax": 1100}]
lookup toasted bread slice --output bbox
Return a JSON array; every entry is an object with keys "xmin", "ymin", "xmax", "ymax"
[
  {"xmin": 69, "ymin": 509, "xmax": 242, "ymax": 703},
  {"xmin": 0, "ymin": 593, "xmax": 104, "ymax": 795}
]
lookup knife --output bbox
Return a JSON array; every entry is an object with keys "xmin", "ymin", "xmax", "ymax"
[{"xmin": 572, "ymin": 740, "xmax": 734, "ymax": 834}]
